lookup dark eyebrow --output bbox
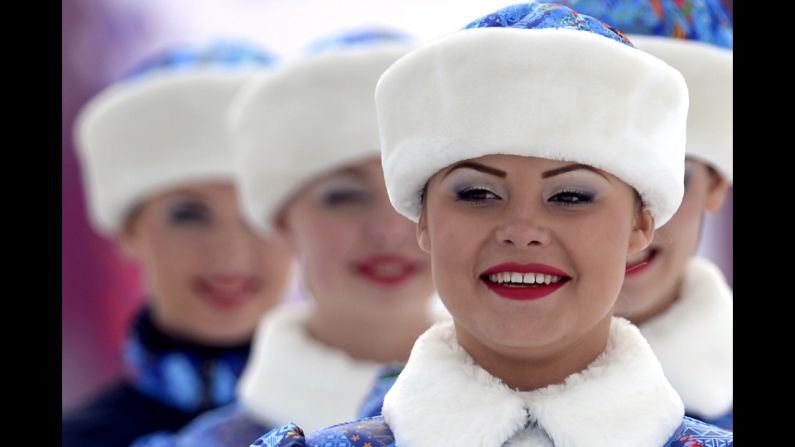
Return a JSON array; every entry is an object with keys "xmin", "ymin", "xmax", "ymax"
[
  {"xmin": 334, "ymin": 166, "xmax": 370, "ymax": 181},
  {"xmin": 167, "ymin": 190, "xmax": 208, "ymax": 201},
  {"xmin": 443, "ymin": 161, "xmax": 507, "ymax": 179},
  {"xmin": 541, "ymin": 164, "xmax": 609, "ymax": 181}
]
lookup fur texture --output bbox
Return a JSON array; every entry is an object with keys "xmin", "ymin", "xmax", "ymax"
[
  {"xmin": 75, "ymin": 70, "xmax": 254, "ymax": 235},
  {"xmin": 640, "ymin": 257, "xmax": 733, "ymax": 418},
  {"xmin": 237, "ymin": 303, "xmax": 383, "ymax": 433},
  {"xmin": 375, "ymin": 27, "xmax": 688, "ymax": 227},
  {"xmin": 228, "ymin": 43, "xmax": 411, "ymax": 235},
  {"xmin": 631, "ymin": 35, "xmax": 732, "ymax": 182},
  {"xmin": 383, "ymin": 317, "xmax": 684, "ymax": 447}
]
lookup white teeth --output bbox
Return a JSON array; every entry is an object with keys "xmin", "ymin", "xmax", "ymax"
[
  {"xmin": 487, "ymin": 272, "xmax": 564, "ymax": 285},
  {"xmin": 374, "ymin": 263, "xmax": 403, "ymax": 276}
]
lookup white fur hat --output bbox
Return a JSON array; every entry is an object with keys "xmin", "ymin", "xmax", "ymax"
[
  {"xmin": 376, "ymin": 3, "xmax": 689, "ymax": 228},
  {"xmin": 630, "ymin": 35, "xmax": 732, "ymax": 182},
  {"xmin": 74, "ymin": 43, "xmax": 275, "ymax": 236},
  {"xmin": 540, "ymin": 1, "xmax": 733, "ymax": 181},
  {"xmin": 229, "ymin": 32, "xmax": 412, "ymax": 235}
]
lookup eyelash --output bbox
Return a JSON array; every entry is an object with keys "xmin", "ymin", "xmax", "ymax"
[
  {"xmin": 548, "ymin": 189, "xmax": 595, "ymax": 205},
  {"xmin": 455, "ymin": 186, "xmax": 502, "ymax": 202}
]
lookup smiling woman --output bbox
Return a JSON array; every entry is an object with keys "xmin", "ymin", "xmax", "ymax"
[
  {"xmin": 541, "ymin": 0, "xmax": 734, "ymax": 429},
  {"xmin": 418, "ymin": 155, "xmax": 650, "ymax": 392},
  {"xmin": 62, "ymin": 42, "xmax": 296, "ymax": 447},
  {"xmin": 119, "ymin": 182, "xmax": 291, "ymax": 345},
  {"xmin": 128, "ymin": 30, "xmax": 444, "ymax": 447},
  {"xmin": 253, "ymin": 3, "xmax": 732, "ymax": 446}
]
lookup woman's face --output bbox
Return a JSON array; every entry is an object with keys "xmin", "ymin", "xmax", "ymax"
[
  {"xmin": 277, "ymin": 158, "xmax": 434, "ymax": 321},
  {"xmin": 618, "ymin": 158, "xmax": 729, "ymax": 323},
  {"xmin": 121, "ymin": 181, "xmax": 295, "ymax": 346},
  {"xmin": 419, "ymin": 154, "xmax": 653, "ymax": 354}
]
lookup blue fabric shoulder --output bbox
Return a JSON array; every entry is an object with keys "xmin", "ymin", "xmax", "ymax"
[
  {"xmin": 664, "ymin": 416, "xmax": 733, "ymax": 446},
  {"xmin": 357, "ymin": 363, "xmax": 403, "ymax": 419},
  {"xmin": 132, "ymin": 403, "xmax": 271, "ymax": 447},
  {"xmin": 253, "ymin": 415, "xmax": 731, "ymax": 447},
  {"xmin": 251, "ymin": 417, "xmax": 395, "ymax": 447}
]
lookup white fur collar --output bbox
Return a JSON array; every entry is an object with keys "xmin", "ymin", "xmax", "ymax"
[
  {"xmin": 237, "ymin": 302, "xmax": 383, "ymax": 432},
  {"xmin": 383, "ymin": 317, "xmax": 684, "ymax": 447},
  {"xmin": 639, "ymin": 257, "xmax": 733, "ymax": 419}
]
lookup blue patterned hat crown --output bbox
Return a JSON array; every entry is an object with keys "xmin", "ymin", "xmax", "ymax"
[
  {"xmin": 123, "ymin": 41, "xmax": 277, "ymax": 82},
  {"xmin": 304, "ymin": 29, "xmax": 414, "ymax": 56},
  {"xmin": 464, "ymin": 2, "xmax": 635, "ymax": 47},
  {"xmin": 545, "ymin": 0, "xmax": 732, "ymax": 48}
]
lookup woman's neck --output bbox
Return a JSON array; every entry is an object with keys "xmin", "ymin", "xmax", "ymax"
[
  {"xmin": 456, "ymin": 315, "xmax": 613, "ymax": 391},
  {"xmin": 629, "ymin": 277, "xmax": 683, "ymax": 326},
  {"xmin": 306, "ymin": 302, "xmax": 436, "ymax": 364}
]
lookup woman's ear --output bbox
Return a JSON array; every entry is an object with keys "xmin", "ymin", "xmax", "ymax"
[
  {"xmin": 416, "ymin": 207, "xmax": 431, "ymax": 253},
  {"xmin": 628, "ymin": 209, "xmax": 655, "ymax": 256},
  {"xmin": 272, "ymin": 212, "xmax": 295, "ymax": 248},
  {"xmin": 118, "ymin": 221, "xmax": 142, "ymax": 262},
  {"xmin": 704, "ymin": 170, "xmax": 730, "ymax": 213}
]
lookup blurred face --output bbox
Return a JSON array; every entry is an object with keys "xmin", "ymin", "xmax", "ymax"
[
  {"xmin": 277, "ymin": 158, "xmax": 434, "ymax": 321},
  {"xmin": 618, "ymin": 158, "xmax": 729, "ymax": 323},
  {"xmin": 121, "ymin": 181, "xmax": 294, "ymax": 346},
  {"xmin": 418, "ymin": 155, "xmax": 653, "ymax": 355}
]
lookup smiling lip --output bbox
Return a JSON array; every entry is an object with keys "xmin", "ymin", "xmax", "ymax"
[
  {"xmin": 480, "ymin": 262, "xmax": 570, "ymax": 301},
  {"xmin": 625, "ymin": 249, "xmax": 659, "ymax": 276},
  {"xmin": 194, "ymin": 275, "xmax": 260, "ymax": 310},
  {"xmin": 355, "ymin": 255, "xmax": 418, "ymax": 286}
]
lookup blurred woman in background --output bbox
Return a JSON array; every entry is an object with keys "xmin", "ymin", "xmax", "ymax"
[
  {"xmin": 62, "ymin": 42, "xmax": 295, "ymax": 447},
  {"xmin": 547, "ymin": 0, "xmax": 734, "ymax": 428},
  {"xmin": 132, "ymin": 31, "xmax": 443, "ymax": 447},
  {"xmin": 255, "ymin": 4, "xmax": 732, "ymax": 446}
]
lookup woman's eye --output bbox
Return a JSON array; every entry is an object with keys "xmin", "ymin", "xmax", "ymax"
[
  {"xmin": 548, "ymin": 190, "xmax": 594, "ymax": 205},
  {"xmin": 168, "ymin": 202, "xmax": 210, "ymax": 224},
  {"xmin": 323, "ymin": 190, "xmax": 370, "ymax": 206},
  {"xmin": 456, "ymin": 187, "xmax": 501, "ymax": 202}
]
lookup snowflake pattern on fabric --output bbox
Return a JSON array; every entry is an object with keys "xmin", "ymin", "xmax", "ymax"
[
  {"xmin": 303, "ymin": 29, "xmax": 414, "ymax": 56},
  {"xmin": 664, "ymin": 416, "xmax": 733, "ymax": 447},
  {"xmin": 546, "ymin": 0, "xmax": 732, "ymax": 48},
  {"xmin": 252, "ymin": 415, "xmax": 731, "ymax": 447},
  {"xmin": 464, "ymin": 2, "xmax": 635, "ymax": 47},
  {"xmin": 123, "ymin": 41, "xmax": 276, "ymax": 83},
  {"xmin": 252, "ymin": 423, "xmax": 306, "ymax": 447}
]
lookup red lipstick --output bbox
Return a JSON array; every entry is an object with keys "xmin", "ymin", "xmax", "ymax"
[
  {"xmin": 625, "ymin": 249, "xmax": 659, "ymax": 277},
  {"xmin": 355, "ymin": 255, "xmax": 418, "ymax": 287},
  {"xmin": 194, "ymin": 275, "xmax": 260, "ymax": 310}
]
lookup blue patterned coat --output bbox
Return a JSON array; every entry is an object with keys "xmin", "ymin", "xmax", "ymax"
[{"xmin": 252, "ymin": 416, "xmax": 732, "ymax": 447}]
